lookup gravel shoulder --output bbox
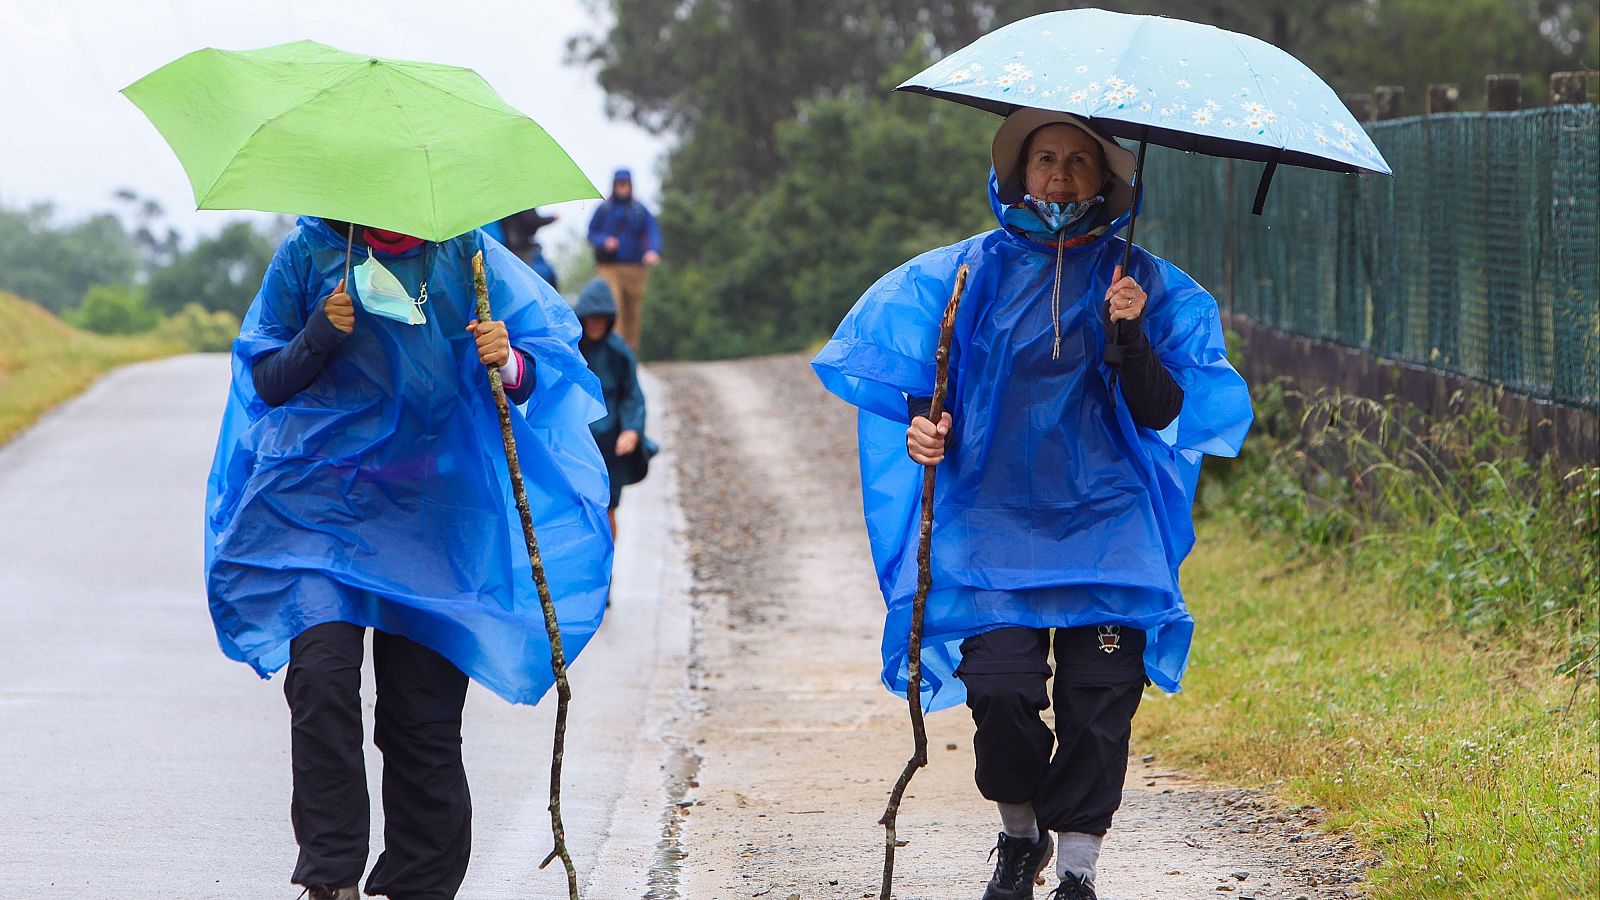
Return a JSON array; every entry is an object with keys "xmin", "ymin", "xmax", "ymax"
[{"xmin": 652, "ymin": 353, "xmax": 1369, "ymax": 900}]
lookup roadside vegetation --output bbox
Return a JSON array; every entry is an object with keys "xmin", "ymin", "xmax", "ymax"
[
  {"xmin": 0, "ymin": 291, "xmax": 190, "ymax": 445},
  {"xmin": 1139, "ymin": 369, "xmax": 1599, "ymax": 898},
  {"xmin": 0, "ymin": 193, "xmax": 259, "ymax": 446}
]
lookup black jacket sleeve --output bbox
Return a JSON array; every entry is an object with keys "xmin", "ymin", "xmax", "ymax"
[
  {"xmin": 252, "ymin": 305, "xmax": 348, "ymax": 407},
  {"xmin": 1108, "ymin": 320, "xmax": 1184, "ymax": 430},
  {"xmin": 906, "ymin": 395, "xmax": 934, "ymax": 422}
]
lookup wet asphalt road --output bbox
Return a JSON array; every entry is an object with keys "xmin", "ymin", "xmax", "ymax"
[{"xmin": 0, "ymin": 354, "xmax": 690, "ymax": 899}]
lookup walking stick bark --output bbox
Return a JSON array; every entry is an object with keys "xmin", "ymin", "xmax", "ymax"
[
  {"xmin": 471, "ymin": 251, "xmax": 580, "ymax": 900},
  {"xmin": 878, "ymin": 263, "xmax": 969, "ymax": 900}
]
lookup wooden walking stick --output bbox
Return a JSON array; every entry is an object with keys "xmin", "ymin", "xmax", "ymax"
[
  {"xmin": 471, "ymin": 251, "xmax": 580, "ymax": 900},
  {"xmin": 878, "ymin": 263, "xmax": 969, "ymax": 900}
]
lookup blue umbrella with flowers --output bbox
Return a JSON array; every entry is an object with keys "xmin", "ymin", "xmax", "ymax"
[{"xmin": 898, "ymin": 7, "xmax": 1392, "ymax": 362}]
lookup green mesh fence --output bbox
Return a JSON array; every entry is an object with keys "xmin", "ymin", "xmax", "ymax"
[{"xmin": 1136, "ymin": 105, "xmax": 1600, "ymax": 410}]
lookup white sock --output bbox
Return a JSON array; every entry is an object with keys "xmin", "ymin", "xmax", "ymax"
[
  {"xmin": 997, "ymin": 801, "xmax": 1039, "ymax": 840},
  {"xmin": 1055, "ymin": 831, "xmax": 1104, "ymax": 883}
]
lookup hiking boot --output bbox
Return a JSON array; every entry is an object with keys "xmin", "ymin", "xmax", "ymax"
[
  {"xmin": 1046, "ymin": 872, "xmax": 1098, "ymax": 900},
  {"xmin": 298, "ymin": 887, "xmax": 359, "ymax": 900},
  {"xmin": 982, "ymin": 830, "xmax": 1054, "ymax": 899}
]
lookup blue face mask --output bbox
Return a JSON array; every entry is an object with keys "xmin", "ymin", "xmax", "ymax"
[
  {"xmin": 1003, "ymin": 194, "xmax": 1105, "ymax": 242},
  {"xmin": 353, "ymin": 249, "xmax": 427, "ymax": 326}
]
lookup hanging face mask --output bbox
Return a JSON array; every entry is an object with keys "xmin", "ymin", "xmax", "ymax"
[
  {"xmin": 353, "ymin": 249, "xmax": 427, "ymax": 326},
  {"xmin": 1003, "ymin": 194, "xmax": 1106, "ymax": 241}
]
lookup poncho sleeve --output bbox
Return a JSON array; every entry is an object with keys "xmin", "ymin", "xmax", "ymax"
[
  {"xmin": 228, "ymin": 235, "xmax": 321, "ymax": 410},
  {"xmin": 476, "ymin": 235, "xmax": 606, "ymax": 430},
  {"xmin": 1130, "ymin": 249, "xmax": 1253, "ymax": 460},
  {"xmin": 811, "ymin": 240, "xmax": 985, "ymax": 422}
]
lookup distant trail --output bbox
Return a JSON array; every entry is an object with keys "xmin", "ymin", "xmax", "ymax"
[{"xmin": 654, "ymin": 353, "xmax": 1367, "ymax": 900}]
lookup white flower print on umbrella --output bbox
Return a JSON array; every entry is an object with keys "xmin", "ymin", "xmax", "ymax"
[{"xmin": 898, "ymin": 7, "xmax": 1391, "ymax": 211}]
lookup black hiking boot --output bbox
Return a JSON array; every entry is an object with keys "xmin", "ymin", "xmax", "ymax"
[
  {"xmin": 1046, "ymin": 872, "xmax": 1098, "ymax": 900},
  {"xmin": 982, "ymin": 830, "xmax": 1054, "ymax": 900}
]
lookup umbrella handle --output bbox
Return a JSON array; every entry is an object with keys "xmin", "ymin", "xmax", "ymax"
[
  {"xmin": 1252, "ymin": 159, "xmax": 1279, "ymax": 215},
  {"xmin": 1104, "ymin": 135, "xmax": 1149, "ymax": 368},
  {"xmin": 343, "ymin": 222, "xmax": 355, "ymax": 287}
]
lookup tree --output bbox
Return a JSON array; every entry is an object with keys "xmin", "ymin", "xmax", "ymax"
[
  {"xmin": 0, "ymin": 203, "xmax": 139, "ymax": 314},
  {"xmin": 577, "ymin": 0, "xmax": 1597, "ymax": 359},
  {"xmin": 66, "ymin": 283, "xmax": 159, "ymax": 335},
  {"xmin": 156, "ymin": 303, "xmax": 242, "ymax": 352},
  {"xmin": 639, "ymin": 63, "xmax": 999, "ymax": 359},
  {"xmin": 112, "ymin": 188, "xmax": 182, "ymax": 273},
  {"xmin": 146, "ymin": 220, "xmax": 278, "ymax": 316},
  {"xmin": 572, "ymin": 1, "xmax": 1055, "ymax": 203}
]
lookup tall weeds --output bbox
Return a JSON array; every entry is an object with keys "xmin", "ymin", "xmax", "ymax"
[{"xmin": 1215, "ymin": 381, "xmax": 1600, "ymax": 679}]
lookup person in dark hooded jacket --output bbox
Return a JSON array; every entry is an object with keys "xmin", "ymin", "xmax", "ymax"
[{"xmin": 573, "ymin": 276, "xmax": 655, "ymax": 536}]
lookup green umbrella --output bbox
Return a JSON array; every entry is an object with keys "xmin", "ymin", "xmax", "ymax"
[{"xmin": 122, "ymin": 40, "xmax": 599, "ymax": 241}]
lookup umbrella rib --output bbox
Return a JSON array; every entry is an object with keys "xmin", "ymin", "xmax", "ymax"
[
  {"xmin": 1221, "ymin": 30, "xmax": 1288, "ymax": 150},
  {"xmin": 1109, "ymin": 14, "xmax": 1192, "ymax": 151},
  {"xmin": 369, "ymin": 65, "xmax": 443, "ymax": 236},
  {"xmin": 386, "ymin": 65, "xmax": 525, "ymax": 120}
]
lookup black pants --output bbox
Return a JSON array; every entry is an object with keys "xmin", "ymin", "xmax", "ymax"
[
  {"xmin": 285, "ymin": 623, "xmax": 472, "ymax": 899},
  {"xmin": 956, "ymin": 625, "xmax": 1146, "ymax": 835}
]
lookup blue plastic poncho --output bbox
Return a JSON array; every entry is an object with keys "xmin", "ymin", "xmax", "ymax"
[
  {"xmin": 205, "ymin": 217, "xmax": 612, "ymax": 705},
  {"xmin": 813, "ymin": 175, "xmax": 1252, "ymax": 711}
]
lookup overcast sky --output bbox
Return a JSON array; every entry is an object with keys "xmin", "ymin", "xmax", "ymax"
[{"xmin": 0, "ymin": 0, "xmax": 667, "ymax": 253}]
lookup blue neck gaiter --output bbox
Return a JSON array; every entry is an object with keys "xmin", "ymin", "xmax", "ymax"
[{"xmin": 1002, "ymin": 194, "xmax": 1105, "ymax": 243}]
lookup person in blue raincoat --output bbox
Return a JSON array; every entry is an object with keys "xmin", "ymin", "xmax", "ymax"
[
  {"xmin": 205, "ymin": 218, "xmax": 611, "ymax": 900},
  {"xmin": 814, "ymin": 109, "xmax": 1251, "ymax": 900},
  {"xmin": 572, "ymin": 276, "xmax": 655, "ymax": 538},
  {"xmin": 586, "ymin": 168, "xmax": 661, "ymax": 348}
]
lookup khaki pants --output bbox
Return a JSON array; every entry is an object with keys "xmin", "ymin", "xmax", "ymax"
[{"xmin": 595, "ymin": 262, "xmax": 651, "ymax": 349}]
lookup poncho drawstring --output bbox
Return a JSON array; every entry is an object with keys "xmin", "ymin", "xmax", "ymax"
[{"xmin": 1051, "ymin": 229, "xmax": 1065, "ymax": 360}]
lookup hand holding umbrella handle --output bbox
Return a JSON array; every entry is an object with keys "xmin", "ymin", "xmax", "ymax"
[
  {"xmin": 471, "ymin": 251, "xmax": 581, "ymax": 900},
  {"xmin": 1104, "ymin": 137, "xmax": 1149, "ymax": 370},
  {"xmin": 877, "ymin": 263, "xmax": 969, "ymax": 900}
]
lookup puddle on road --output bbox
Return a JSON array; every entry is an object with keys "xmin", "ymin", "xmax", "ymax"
[{"xmin": 644, "ymin": 734, "xmax": 703, "ymax": 900}]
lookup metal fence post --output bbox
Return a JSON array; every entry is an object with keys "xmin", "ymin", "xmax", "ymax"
[
  {"xmin": 1549, "ymin": 71, "xmax": 1591, "ymax": 105},
  {"xmin": 1371, "ymin": 87, "xmax": 1407, "ymax": 358},
  {"xmin": 1424, "ymin": 84, "xmax": 1461, "ymax": 367},
  {"xmin": 1425, "ymin": 84, "xmax": 1460, "ymax": 114},
  {"xmin": 1484, "ymin": 75, "xmax": 1524, "ymax": 387},
  {"xmin": 1548, "ymin": 71, "xmax": 1597, "ymax": 407},
  {"xmin": 1485, "ymin": 74, "xmax": 1522, "ymax": 111}
]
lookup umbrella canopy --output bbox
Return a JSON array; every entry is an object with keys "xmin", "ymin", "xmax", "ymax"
[
  {"xmin": 123, "ymin": 40, "xmax": 599, "ymax": 241},
  {"xmin": 897, "ymin": 8, "xmax": 1390, "ymax": 178}
]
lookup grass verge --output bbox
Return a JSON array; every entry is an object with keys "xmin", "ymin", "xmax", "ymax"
[
  {"xmin": 0, "ymin": 291, "xmax": 184, "ymax": 446},
  {"xmin": 1138, "ymin": 515, "xmax": 1599, "ymax": 898}
]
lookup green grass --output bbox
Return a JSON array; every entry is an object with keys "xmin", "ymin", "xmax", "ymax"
[
  {"xmin": 0, "ymin": 291, "xmax": 183, "ymax": 445},
  {"xmin": 1138, "ymin": 516, "xmax": 1600, "ymax": 898}
]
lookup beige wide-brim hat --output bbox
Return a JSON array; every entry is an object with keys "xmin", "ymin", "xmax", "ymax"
[{"xmin": 992, "ymin": 108, "xmax": 1136, "ymax": 219}]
